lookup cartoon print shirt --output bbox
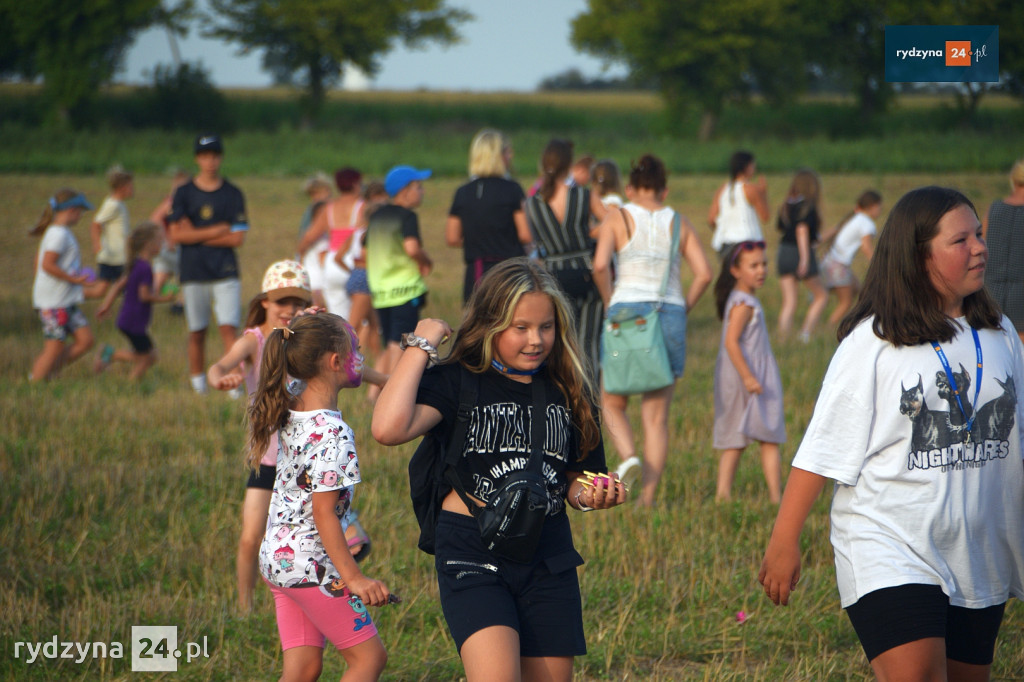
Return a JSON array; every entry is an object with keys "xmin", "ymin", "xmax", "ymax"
[
  {"xmin": 792, "ymin": 315, "xmax": 1024, "ymax": 608},
  {"xmin": 259, "ymin": 409, "xmax": 361, "ymax": 588}
]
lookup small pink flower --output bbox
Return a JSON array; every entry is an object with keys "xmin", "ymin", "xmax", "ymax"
[{"xmin": 736, "ymin": 611, "xmax": 747, "ymax": 624}]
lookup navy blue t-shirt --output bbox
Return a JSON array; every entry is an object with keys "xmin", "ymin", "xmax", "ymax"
[{"xmin": 169, "ymin": 178, "xmax": 247, "ymax": 282}]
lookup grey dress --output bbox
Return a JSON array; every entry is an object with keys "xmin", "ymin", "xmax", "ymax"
[
  {"xmin": 713, "ymin": 290, "xmax": 786, "ymax": 449},
  {"xmin": 984, "ymin": 200, "xmax": 1024, "ymax": 329}
]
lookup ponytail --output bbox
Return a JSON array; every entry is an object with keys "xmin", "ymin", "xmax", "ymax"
[
  {"xmin": 714, "ymin": 244, "xmax": 742, "ymax": 319},
  {"xmin": 29, "ymin": 188, "xmax": 79, "ymax": 236},
  {"xmin": 245, "ymin": 313, "xmax": 353, "ymax": 469},
  {"xmin": 539, "ymin": 138, "xmax": 573, "ymax": 201}
]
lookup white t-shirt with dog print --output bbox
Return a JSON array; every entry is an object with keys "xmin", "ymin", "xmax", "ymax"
[{"xmin": 792, "ymin": 315, "xmax": 1024, "ymax": 608}]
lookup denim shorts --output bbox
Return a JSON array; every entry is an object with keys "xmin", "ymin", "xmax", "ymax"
[{"xmin": 605, "ymin": 301, "xmax": 687, "ymax": 378}]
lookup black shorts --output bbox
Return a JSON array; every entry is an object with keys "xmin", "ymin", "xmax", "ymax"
[
  {"xmin": 119, "ymin": 329, "xmax": 153, "ymax": 354},
  {"xmin": 433, "ymin": 511, "xmax": 586, "ymax": 657},
  {"xmin": 99, "ymin": 264, "xmax": 125, "ymax": 282},
  {"xmin": 776, "ymin": 242, "xmax": 819, "ymax": 279},
  {"xmin": 246, "ymin": 464, "xmax": 276, "ymax": 490},
  {"xmin": 845, "ymin": 584, "xmax": 1005, "ymax": 664},
  {"xmin": 377, "ymin": 296, "xmax": 424, "ymax": 344}
]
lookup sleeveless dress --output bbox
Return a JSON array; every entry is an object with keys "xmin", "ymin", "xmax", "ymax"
[
  {"xmin": 712, "ymin": 290, "xmax": 786, "ymax": 449},
  {"xmin": 323, "ymin": 200, "xmax": 362, "ymax": 318},
  {"xmin": 526, "ymin": 185, "xmax": 602, "ymax": 369},
  {"xmin": 983, "ymin": 200, "xmax": 1024, "ymax": 328}
]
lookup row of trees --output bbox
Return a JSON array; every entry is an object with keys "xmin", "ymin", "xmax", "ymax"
[
  {"xmin": 572, "ymin": 0, "xmax": 1024, "ymax": 139},
  {"xmin": 2, "ymin": 1, "xmax": 1021, "ymax": 136},
  {"xmin": 0, "ymin": 0, "xmax": 470, "ymax": 127}
]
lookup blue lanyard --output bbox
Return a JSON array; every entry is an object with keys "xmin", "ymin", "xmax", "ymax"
[
  {"xmin": 930, "ymin": 328, "xmax": 982, "ymax": 437},
  {"xmin": 490, "ymin": 359, "xmax": 544, "ymax": 376}
]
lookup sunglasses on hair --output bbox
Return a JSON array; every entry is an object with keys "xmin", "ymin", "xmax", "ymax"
[{"xmin": 730, "ymin": 241, "xmax": 766, "ymax": 265}]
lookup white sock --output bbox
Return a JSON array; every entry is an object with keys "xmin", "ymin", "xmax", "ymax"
[{"xmin": 190, "ymin": 374, "xmax": 208, "ymax": 394}]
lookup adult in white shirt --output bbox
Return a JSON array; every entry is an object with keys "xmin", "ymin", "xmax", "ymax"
[{"xmin": 708, "ymin": 151, "xmax": 769, "ymax": 260}]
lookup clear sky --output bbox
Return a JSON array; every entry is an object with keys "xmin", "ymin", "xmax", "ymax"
[{"xmin": 119, "ymin": 0, "xmax": 626, "ymax": 91}]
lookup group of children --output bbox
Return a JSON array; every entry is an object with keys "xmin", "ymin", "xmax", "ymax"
[{"xmin": 24, "ymin": 144, "xmax": 1024, "ymax": 680}]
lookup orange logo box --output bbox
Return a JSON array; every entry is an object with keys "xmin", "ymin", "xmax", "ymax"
[{"xmin": 946, "ymin": 41, "xmax": 971, "ymax": 66}]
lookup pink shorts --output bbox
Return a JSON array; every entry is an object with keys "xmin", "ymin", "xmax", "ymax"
[{"xmin": 265, "ymin": 579, "xmax": 378, "ymax": 651}]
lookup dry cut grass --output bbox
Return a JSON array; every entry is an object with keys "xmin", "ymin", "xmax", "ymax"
[{"xmin": 1, "ymin": 171, "xmax": 1021, "ymax": 680}]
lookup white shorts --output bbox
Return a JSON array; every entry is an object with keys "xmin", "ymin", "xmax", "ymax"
[
  {"xmin": 302, "ymin": 240, "xmax": 330, "ymax": 291},
  {"xmin": 182, "ymin": 278, "xmax": 242, "ymax": 332},
  {"xmin": 323, "ymin": 255, "xmax": 352, "ymax": 319}
]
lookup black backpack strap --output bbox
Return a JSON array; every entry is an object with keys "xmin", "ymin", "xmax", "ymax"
[
  {"xmin": 526, "ymin": 375, "xmax": 547, "ymax": 473},
  {"xmin": 444, "ymin": 367, "xmax": 481, "ymax": 515}
]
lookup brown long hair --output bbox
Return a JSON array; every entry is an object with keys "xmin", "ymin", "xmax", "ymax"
[
  {"xmin": 446, "ymin": 257, "xmax": 601, "ymax": 460},
  {"xmin": 539, "ymin": 138, "xmax": 573, "ymax": 201},
  {"xmin": 837, "ymin": 186, "xmax": 1001, "ymax": 346},
  {"xmin": 246, "ymin": 313, "xmax": 353, "ymax": 469},
  {"xmin": 777, "ymin": 169, "xmax": 820, "ymax": 228}
]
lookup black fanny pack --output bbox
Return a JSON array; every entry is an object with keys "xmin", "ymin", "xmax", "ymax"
[{"xmin": 447, "ymin": 375, "xmax": 549, "ymax": 563}]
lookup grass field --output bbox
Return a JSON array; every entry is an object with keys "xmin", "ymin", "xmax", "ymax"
[{"xmin": 2, "ymin": 170, "xmax": 1023, "ymax": 681}]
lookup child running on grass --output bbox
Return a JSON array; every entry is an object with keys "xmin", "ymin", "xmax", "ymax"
[
  {"xmin": 29, "ymin": 188, "xmax": 101, "ymax": 381},
  {"xmin": 819, "ymin": 190, "xmax": 882, "ymax": 326},
  {"xmin": 94, "ymin": 222, "xmax": 176, "ymax": 380},
  {"xmin": 712, "ymin": 241, "xmax": 786, "ymax": 503},
  {"xmin": 760, "ymin": 186, "xmax": 1024, "ymax": 679},
  {"xmin": 249, "ymin": 311, "xmax": 391, "ymax": 681}
]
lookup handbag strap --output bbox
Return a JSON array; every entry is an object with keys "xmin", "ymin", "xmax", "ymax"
[
  {"xmin": 660, "ymin": 211, "xmax": 681, "ymax": 300},
  {"xmin": 445, "ymin": 370, "xmax": 547, "ymax": 517}
]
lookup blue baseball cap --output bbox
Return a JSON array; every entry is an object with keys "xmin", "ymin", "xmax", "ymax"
[
  {"xmin": 50, "ymin": 193, "xmax": 93, "ymax": 211},
  {"xmin": 384, "ymin": 165, "xmax": 432, "ymax": 197}
]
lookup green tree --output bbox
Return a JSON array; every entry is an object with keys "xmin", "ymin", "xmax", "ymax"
[
  {"xmin": 207, "ymin": 0, "xmax": 472, "ymax": 128},
  {"xmin": 0, "ymin": 0, "xmax": 192, "ymax": 125},
  {"xmin": 571, "ymin": 0, "xmax": 813, "ymax": 140}
]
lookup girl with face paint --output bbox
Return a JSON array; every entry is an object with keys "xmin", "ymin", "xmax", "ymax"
[{"xmin": 247, "ymin": 311, "xmax": 393, "ymax": 681}]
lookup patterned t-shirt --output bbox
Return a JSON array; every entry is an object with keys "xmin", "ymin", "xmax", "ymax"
[{"xmin": 259, "ymin": 409, "xmax": 361, "ymax": 588}]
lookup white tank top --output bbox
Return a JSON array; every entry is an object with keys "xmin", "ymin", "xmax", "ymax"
[
  {"xmin": 712, "ymin": 179, "xmax": 763, "ymax": 252},
  {"xmin": 608, "ymin": 204, "xmax": 686, "ymax": 307}
]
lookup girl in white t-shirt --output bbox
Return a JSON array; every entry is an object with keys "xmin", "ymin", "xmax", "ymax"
[
  {"xmin": 248, "ymin": 312, "xmax": 391, "ymax": 681},
  {"xmin": 29, "ymin": 188, "xmax": 101, "ymax": 381},
  {"xmin": 819, "ymin": 190, "xmax": 882, "ymax": 326},
  {"xmin": 760, "ymin": 187, "xmax": 1024, "ymax": 680}
]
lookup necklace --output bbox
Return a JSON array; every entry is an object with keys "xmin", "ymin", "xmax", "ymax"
[
  {"xmin": 930, "ymin": 327, "xmax": 982, "ymax": 442},
  {"xmin": 490, "ymin": 359, "xmax": 544, "ymax": 376}
]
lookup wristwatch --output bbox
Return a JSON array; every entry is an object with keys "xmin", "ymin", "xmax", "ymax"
[{"xmin": 400, "ymin": 333, "xmax": 439, "ymax": 367}]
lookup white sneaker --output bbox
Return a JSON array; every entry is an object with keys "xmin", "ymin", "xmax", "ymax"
[
  {"xmin": 227, "ymin": 386, "xmax": 245, "ymax": 399},
  {"xmin": 615, "ymin": 456, "xmax": 642, "ymax": 493}
]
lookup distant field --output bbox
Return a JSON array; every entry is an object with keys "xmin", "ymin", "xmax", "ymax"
[
  {"xmin": 1, "ymin": 86, "xmax": 1023, "ymax": 176},
  {"xmin": 2, "ymin": 170, "xmax": 1021, "ymax": 680}
]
